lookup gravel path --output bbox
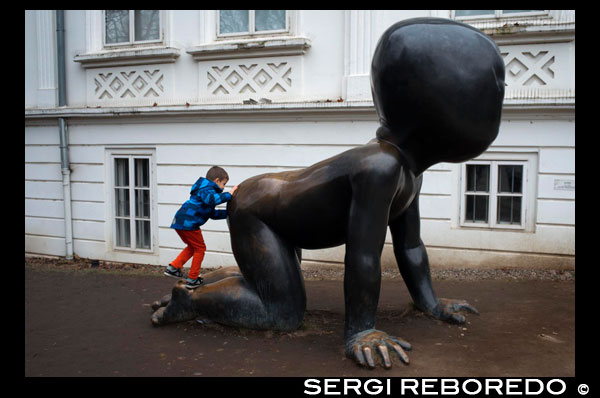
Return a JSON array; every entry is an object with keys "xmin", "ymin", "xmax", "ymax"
[{"xmin": 25, "ymin": 255, "xmax": 574, "ymax": 281}]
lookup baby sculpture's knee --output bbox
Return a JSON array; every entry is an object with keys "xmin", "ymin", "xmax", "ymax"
[{"xmin": 266, "ymin": 295, "xmax": 306, "ymax": 331}]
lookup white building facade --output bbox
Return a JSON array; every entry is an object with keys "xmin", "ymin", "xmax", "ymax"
[{"xmin": 25, "ymin": 10, "xmax": 575, "ymax": 270}]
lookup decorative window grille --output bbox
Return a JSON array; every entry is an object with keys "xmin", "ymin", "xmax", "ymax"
[
  {"xmin": 104, "ymin": 10, "xmax": 161, "ymax": 46},
  {"xmin": 218, "ymin": 10, "xmax": 287, "ymax": 37},
  {"xmin": 112, "ymin": 155, "xmax": 153, "ymax": 251}
]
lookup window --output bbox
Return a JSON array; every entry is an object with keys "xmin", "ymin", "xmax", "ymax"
[
  {"xmin": 218, "ymin": 10, "xmax": 287, "ymax": 37},
  {"xmin": 112, "ymin": 155, "xmax": 153, "ymax": 251},
  {"xmin": 104, "ymin": 10, "xmax": 161, "ymax": 46},
  {"xmin": 454, "ymin": 10, "xmax": 545, "ymax": 19},
  {"xmin": 461, "ymin": 158, "xmax": 533, "ymax": 230},
  {"xmin": 464, "ymin": 164, "xmax": 491, "ymax": 224},
  {"xmin": 74, "ymin": 11, "xmax": 177, "ymax": 69}
]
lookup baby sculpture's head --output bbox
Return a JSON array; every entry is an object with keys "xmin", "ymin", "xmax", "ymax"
[{"xmin": 371, "ymin": 18, "xmax": 505, "ymax": 174}]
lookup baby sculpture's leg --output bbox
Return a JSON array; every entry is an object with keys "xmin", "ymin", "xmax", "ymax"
[{"xmin": 151, "ymin": 213, "xmax": 306, "ymax": 331}]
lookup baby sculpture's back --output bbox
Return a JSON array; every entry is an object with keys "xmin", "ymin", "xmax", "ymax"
[{"xmin": 228, "ymin": 141, "xmax": 412, "ymax": 249}]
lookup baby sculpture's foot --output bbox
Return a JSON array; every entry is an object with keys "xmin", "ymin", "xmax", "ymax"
[
  {"xmin": 151, "ymin": 281, "xmax": 197, "ymax": 326},
  {"xmin": 151, "ymin": 293, "xmax": 172, "ymax": 311},
  {"xmin": 151, "ymin": 266, "xmax": 243, "ymax": 311}
]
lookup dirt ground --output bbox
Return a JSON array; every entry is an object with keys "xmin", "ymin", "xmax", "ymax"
[{"xmin": 25, "ymin": 257, "xmax": 576, "ymax": 378}]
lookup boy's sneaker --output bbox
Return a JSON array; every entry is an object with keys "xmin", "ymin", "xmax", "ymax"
[
  {"xmin": 164, "ymin": 265, "xmax": 183, "ymax": 279},
  {"xmin": 185, "ymin": 277, "xmax": 204, "ymax": 289}
]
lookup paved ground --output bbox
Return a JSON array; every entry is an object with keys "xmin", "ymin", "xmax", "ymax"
[{"xmin": 25, "ymin": 257, "xmax": 575, "ymax": 377}]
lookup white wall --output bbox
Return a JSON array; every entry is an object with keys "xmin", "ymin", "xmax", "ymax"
[
  {"xmin": 25, "ymin": 110, "xmax": 574, "ymax": 269},
  {"xmin": 25, "ymin": 10, "xmax": 575, "ymax": 269},
  {"xmin": 26, "ymin": 10, "xmax": 576, "ymax": 108}
]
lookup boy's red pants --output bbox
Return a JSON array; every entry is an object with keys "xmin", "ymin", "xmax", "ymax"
[{"xmin": 170, "ymin": 229, "xmax": 206, "ymax": 280}]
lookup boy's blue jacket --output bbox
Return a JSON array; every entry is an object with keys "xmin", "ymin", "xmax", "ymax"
[{"xmin": 170, "ymin": 177, "xmax": 232, "ymax": 231}]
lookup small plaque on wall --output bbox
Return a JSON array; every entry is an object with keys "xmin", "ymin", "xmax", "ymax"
[{"xmin": 553, "ymin": 179, "xmax": 575, "ymax": 191}]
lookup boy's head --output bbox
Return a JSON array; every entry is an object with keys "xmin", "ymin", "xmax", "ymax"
[{"xmin": 206, "ymin": 166, "xmax": 229, "ymax": 189}]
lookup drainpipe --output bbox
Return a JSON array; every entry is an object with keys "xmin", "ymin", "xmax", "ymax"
[{"xmin": 56, "ymin": 10, "xmax": 73, "ymax": 260}]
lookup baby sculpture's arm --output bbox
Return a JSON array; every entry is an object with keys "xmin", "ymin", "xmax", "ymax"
[
  {"xmin": 343, "ymin": 166, "xmax": 411, "ymax": 369},
  {"xmin": 389, "ymin": 189, "xmax": 479, "ymax": 323}
]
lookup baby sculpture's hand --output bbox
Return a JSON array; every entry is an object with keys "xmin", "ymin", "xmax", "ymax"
[
  {"xmin": 428, "ymin": 298, "xmax": 479, "ymax": 324},
  {"xmin": 345, "ymin": 329, "xmax": 411, "ymax": 369}
]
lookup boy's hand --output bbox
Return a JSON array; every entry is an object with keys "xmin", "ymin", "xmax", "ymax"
[{"xmin": 230, "ymin": 185, "xmax": 239, "ymax": 196}]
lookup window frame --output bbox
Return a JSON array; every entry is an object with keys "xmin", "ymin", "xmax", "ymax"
[
  {"xmin": 109, "ymin": 151, "xmax": 156, "ymax": 253},
  {"xmin": 453, "ymin": 10, "xmax": 548, "ymax": 20},
  {"xmin": 216, "ymin": 10, "xmax": 289, "ymax": 39},
  {"xmin": 103, "ymin": 10, "xmax": 163, "ymax": 48},
  {"xmin": 459, "ymin": 153, "xmax": 536, "ymax": 232},
  {"xmin": 462, "ymin": 162, "xmax": 492, "ymax": 225}
]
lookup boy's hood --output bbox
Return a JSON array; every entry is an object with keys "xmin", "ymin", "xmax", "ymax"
[{"xmin": 193, "ymin": 177, "xmax": 223, "ymax": 194}]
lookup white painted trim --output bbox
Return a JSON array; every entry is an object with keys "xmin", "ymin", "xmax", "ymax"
[
  {"xmin": 492, "ymin": 30, "xmax": 574, "ymax": 45},
  {"xmin": 85, "ymin": 10, "xmax": 104, "ymax": 53},
  {"xmin": 186, "ymin": 36, "xmax": 311, "ymax": 61},
  {"xmin": 453, "ymin": 10, "xmax": 550, "ymax": 21},
  {"xmin": 74, "ymin": 47, "xmax": 180, "ymax": 68},
  {"xmin": 35, "ymin": 10, "xmax": 57, "ymax": 107},
  {"xmin": 25, "ymin": 101, "xmax": 575, "ymax": 121},
  {"xmin": 343, "ymin": 10, "xmax": 378, "ymax": 101}
]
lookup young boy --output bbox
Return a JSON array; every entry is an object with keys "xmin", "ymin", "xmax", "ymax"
[{"xmin": 165, "ymin": 166, "xmax": 238, "ymax": 289}]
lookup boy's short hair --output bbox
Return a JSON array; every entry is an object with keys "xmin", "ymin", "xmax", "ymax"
[{"xmin": 206, "ymin": 166, "xmax": 229, "ymax": 182}]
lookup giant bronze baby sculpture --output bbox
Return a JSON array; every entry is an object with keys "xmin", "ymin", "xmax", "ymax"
[{"xmin": 151, "ymin": 17, "xmax": 505, "ymax": 369}]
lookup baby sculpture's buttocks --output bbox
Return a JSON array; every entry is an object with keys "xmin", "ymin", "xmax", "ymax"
[{"xmin": 152, "ymin": 17, "xmax": 505, "ymax": 370}]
